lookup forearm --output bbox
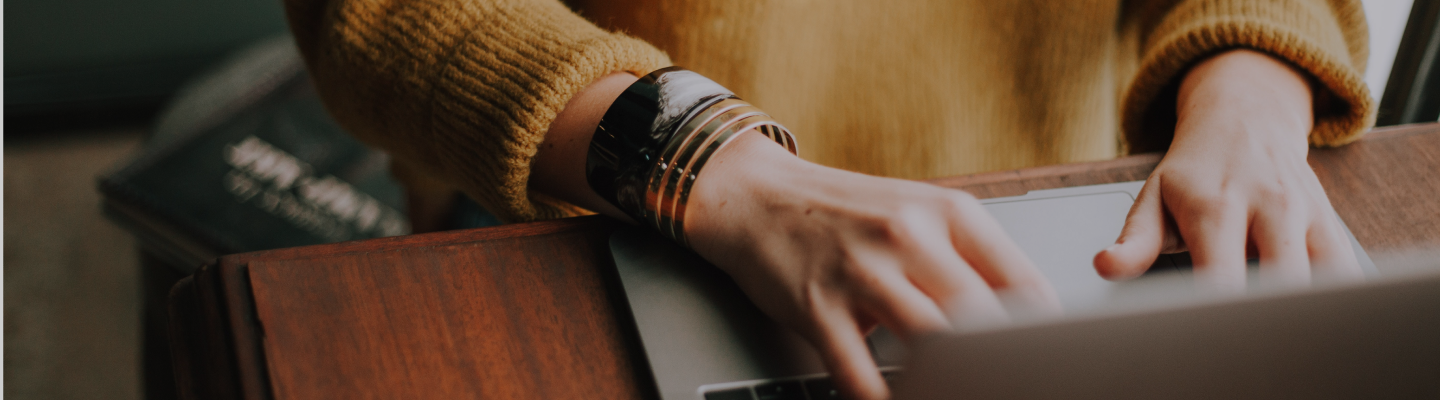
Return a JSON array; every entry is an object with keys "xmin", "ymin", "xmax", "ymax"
[
  {"xmin": 529, "ymin": 72, "xmax": 640, "ymax": 222},
  {"xmin": 282, "ymin": 0, "xmax": 670, "ymax": 222}
]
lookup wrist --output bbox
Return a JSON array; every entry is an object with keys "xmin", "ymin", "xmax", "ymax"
[
  {"xmin": 584, "ymin": 68, "xmax": 797, "ymax": 244},
  {"xmin": 1174, "ymin": 50, "xmax": 1314, "ymax": 149},
  {"xmin": 531, "ymin": 72, "xmax": 640, "ymax": 221},
  {"xmin": 684, "ymin": 131, "xmax": 810, "ymax": 245}
]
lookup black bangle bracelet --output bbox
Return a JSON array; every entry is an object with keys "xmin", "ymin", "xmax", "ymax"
[{"xmin": 585, "ymin": 67, "xmax": 737, "ymax": 223}]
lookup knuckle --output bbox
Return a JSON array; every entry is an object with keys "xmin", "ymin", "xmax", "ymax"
[
  {"xmin": 1185, "ymin": 192, "xmax": 1233, "ymax": 216},
  {"xmin": 941, "ymin": 191, "xmax": 979, "ymax": 213},
  {"xmin": 1254, "ymin": 182, "xmax": 1317, "ymax": 220},
  {"xmin": 1254, "ymin": 182, "xmax": 1293, "ymax": 207},
  {"xmin": 838, "ymin": 260, "xmax": 879, "ymax": 285},
  {"xmin": 831, "ymin": 250, "xmax": 884, "ymax": 288},
  {"xmin": 1256, "ymin": 182, "xmax": 1286, "ymax": 201},
  {"xmin": 865, "ymin": 206, "xmax": 930, "ymax": 246},
  {"xmin": 849, "ymin": 211, "xmax": 895, "ymax": 241}
]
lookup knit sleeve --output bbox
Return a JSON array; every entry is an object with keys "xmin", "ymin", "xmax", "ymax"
[
  {"xmin": 281, "ymin": 0, "xmax": 671, "ymax": 222},
  {"xmin": 1120, "ymin": 0, "xmax": 1375, "ymax": 153}
]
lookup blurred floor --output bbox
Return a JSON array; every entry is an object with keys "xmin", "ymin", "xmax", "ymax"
[{"xmin": 5, "ymin": 129, "xmax": 146, "ymax": 400}]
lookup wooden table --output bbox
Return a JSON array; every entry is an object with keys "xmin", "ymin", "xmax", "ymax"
[{"xmin": 168, "ymin": 123, "xmax": 1440, "ymax": 400}]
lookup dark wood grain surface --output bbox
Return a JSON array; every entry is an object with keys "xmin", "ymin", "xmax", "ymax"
[
  {"xmin": 1309, "ymin": 124, "xmax": 1440, "ymax": 253},
  {"xmin": 247, "ymin": 222, "xmax": 644, "ymax": 400},
  {"xmin": 170, "ymin": 123, "xmax": 1440, "ymax": 400}
]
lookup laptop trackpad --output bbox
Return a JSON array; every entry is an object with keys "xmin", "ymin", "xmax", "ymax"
[
  {"xmin": 983, "ymin": 183, "xmax": 1375, "ymax": 313},
  {"xmin": 984, "ymin": 190, "xmax": 1144, "ymax": 312}
]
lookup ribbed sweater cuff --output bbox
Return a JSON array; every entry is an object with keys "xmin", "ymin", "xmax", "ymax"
[
  {"xmin": 437, "ymin": 36, "xmax": 668, "ymax": 221},
  {"xmin": 1122, "ymin": 0, "xmax": 1375, "ymax": 152},
  {"xmin": 424, "ymin": 4, "xmax": 670, "ymax": 222}
]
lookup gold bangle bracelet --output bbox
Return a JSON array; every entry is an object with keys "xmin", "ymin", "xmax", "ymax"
[
  {"xmin": 642, "ymin": 99, "xmax": 756, "ymax": 227},
  {"xmin": 641, "ymin": 97, "xmax": 796, "ymax": 245},
  {"xmin": 668, "ymin": 116, "xmax": 790, "ymax": 247},
  {"xmin": 654, "ymin": 109, "xmax": 765, "ymax": 238}
]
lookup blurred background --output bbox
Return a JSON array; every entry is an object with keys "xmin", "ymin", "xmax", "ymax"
[
  {"xmin": 0, "ymin": 0, "xmax": 1427, "ymax": 399},
  {"xmin": 6, "ymin": 0, "xmax": 289, "ymax": 398},
  {"xmin": 5, "ymin": 0, "xmax": 288, "ymax": 132}
]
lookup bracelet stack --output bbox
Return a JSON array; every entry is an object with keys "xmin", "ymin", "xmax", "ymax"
[{"xmin": 586, "ymin": 67, "xmax": 797, "ymax": 246}]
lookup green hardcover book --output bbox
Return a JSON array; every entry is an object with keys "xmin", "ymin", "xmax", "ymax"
[{"xmin": 99, "ymin": 37, "xmax": 411, "ymax": 272}]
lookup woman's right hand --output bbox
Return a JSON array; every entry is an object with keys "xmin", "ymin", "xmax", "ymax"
[
  {"xmin": 531, "ymin": 72, "xmax": 1059, "ymax": 399},
  {"xmin": 684, "ymin": 133, "xmax": 1061, "ymax": 400}
]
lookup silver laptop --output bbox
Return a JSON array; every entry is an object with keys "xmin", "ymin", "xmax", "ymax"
[{"xmin": 608, "ymin": 181, "xmax": 1422, "ymax": 400}]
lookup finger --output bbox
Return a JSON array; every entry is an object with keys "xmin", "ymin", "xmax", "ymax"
[
  {"xmin": 856, "ymin": 268, "xmax": 952, "ymax": 339},
  {"xmin": 1250, "ymin": 204, "xmax": 1311, "ymax": 288},
  {"xmin": 1095, "ymin": 175, "xmax": 1169, "ymax": 280},
  {"xmin": 943, "ymin": 194, "xmax": 1061, "ymax": 314},
  {"xmin": 811, "ymin": 310, "xmax": 889, "ymax": 400},
  {"xmin": 906, "ymin": 247, "xmax": 1014, "ymax": 330},
  {"xmin": 1307, "ymin": 212, "xmax": 1363, "ymax": 281},
  {"xmin": 1295, "ymin": 175, "xmax": 1363, "ymax": 281},
  {"xmin": 1175, "ymin": 195, "xmax": 1250, "ymax": 293}
]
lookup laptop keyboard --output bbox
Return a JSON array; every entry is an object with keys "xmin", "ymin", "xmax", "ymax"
[{"xmin": 702, "ymin": 370, "xmax": 900, "ymax": 400}]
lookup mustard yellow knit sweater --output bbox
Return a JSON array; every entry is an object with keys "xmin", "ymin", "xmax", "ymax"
[{"xmin": 282, "ymin": 0, "xmax": 1374, "ymax": 223}]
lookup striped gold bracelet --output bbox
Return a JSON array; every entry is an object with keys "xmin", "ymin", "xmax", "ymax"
[
  {"xmin": 647, "ymin": 99, "xmax": 796, "ymax": 246},
  {"xmin": 586, "ymin": 67, "xmax": 797, "ymax": 246}
]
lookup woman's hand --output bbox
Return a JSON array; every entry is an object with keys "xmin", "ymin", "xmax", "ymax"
[
  {"xmin": 685, "ymin": 133, "xmax": 1060, "ymax": 400},
  {"xmin": 535, "ymin": 71, "xmax": 1059, "ymax": 399},
  {"xmin": 1094, "ymin": 49, "xmax": 1363, "ymax": 290}
]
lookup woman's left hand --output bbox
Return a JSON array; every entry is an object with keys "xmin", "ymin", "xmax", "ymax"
[{"xmin": 1094, "ymin": 49, "xmax": 1362, "ymax": 291}]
